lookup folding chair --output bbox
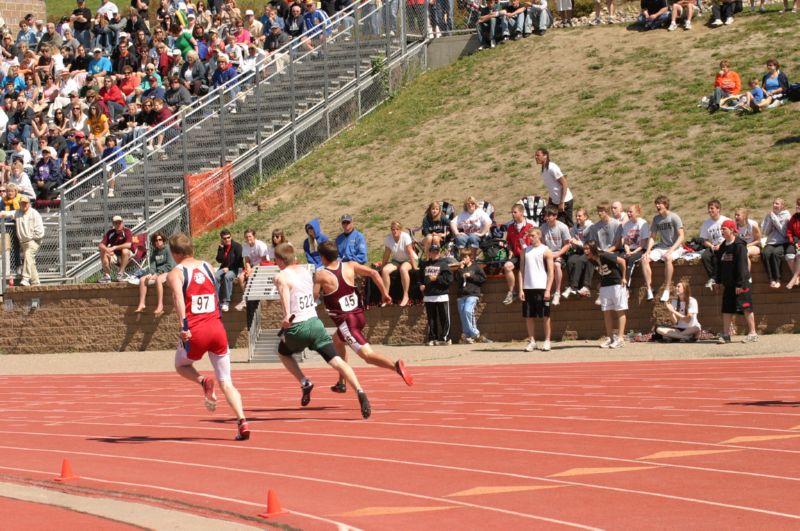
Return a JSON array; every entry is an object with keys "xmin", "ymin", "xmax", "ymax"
[{"xmin": 128, "ymin": 232, "xmax": 149, "ymax": 273}]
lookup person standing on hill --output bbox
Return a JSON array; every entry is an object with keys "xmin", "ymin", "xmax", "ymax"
[
  {"xmin": 715, "ymin": 220, "xmax": 758, "ymax": 344},
  {"xmin": 535, "ymin": 147, "xmax": 573, "ymax": 228}
]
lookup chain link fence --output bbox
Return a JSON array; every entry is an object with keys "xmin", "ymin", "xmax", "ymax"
[
  {"xmin": 1, "ymin": 0, "xmax": 429, "ymax": 291},
  {"xmin": 405, "ymin": 0, "xmax": 480, "ymax": 37}
]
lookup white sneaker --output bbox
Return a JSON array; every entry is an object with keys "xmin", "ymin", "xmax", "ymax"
[
  {"xmin": 724, "ymin": 17, "xmax": 733, "ymax": 24},
  {"xmin": 609, "ymin": 336, "xmax": 624, "ymax": 349},
  {"xmin": 524, "ymin": 340, "xmax": 537, "ymax": 352},
  {"xmin": 600, "ymin": 337, "xmax": 613, "ymax": 348},
  {"xmin": 705, "ymin": 278, "xmax": 716, "ymax": 290},
  {"xmin": 684, "ymin": 19, "xmax": 692, "ymax": 29},
  {"xmin": 591, "ymin": 16, "xmax": 601, "ymax": 25},
  {"xmin": 20, "ymin": 279, "xmax": 31, "ymax": 287},
  {"xmin": 561, "ymin": 287, "xmax": 574, "ymax": 299},
  {"xmin": 234, "ymin": 300, "xmax": 247, "ymax": 311},
  {"xmin": 577, "ymin": 287, "xmax": 591, "ymax": 297},
  {"xmin": 742, "ymin": 333, "xmax": 758, "ymax": 343},
  {"xmin": 594, "ymin": 296, "xmax": 601, "ymax": 306},
  {"xmin": 540, "ymin": 340, "xmax": 551, "ymax": 352},
  {"xmin": 221, "ymin": 303, "xmax": 230, "ymax": 312},
  {"xmin": 668, "ymin": 21, "xmax": 677, "ymax": 31},
  {"xmin": 660, "ymin": 290, "xmax": 670, "ymax": 302},
  {"xmin": 552, "ymin": 292, "xmax": 560, "ymax": 306},
  {"xmin": 711, "ymin": 18, "xmax": 723, "ymax": 25},
  {"xmin": 107, "ymin": 189, "xmax": 115, "ymax": 198},
  {"xmin": 646, "ymin": 288, "xmax": 654, "ymax": 301},
  {"xmin": 502, "ymin": 291, "xmax": 515, "ymax": 305}
]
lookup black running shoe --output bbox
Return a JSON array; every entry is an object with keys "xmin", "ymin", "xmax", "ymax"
[
  {"xmin": 301, "ymin": 381, "xmax": 314, "ymax": 406},
  {"xmin": 330, "ymin": 382, "xmax": 347, "ymax": 393},
  {"xmin": 357, "ymin": 390, "xmax": 371, "ymax": 419}
]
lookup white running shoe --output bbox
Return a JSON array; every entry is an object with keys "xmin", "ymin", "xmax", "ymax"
[
  {"xmin": 221, "ymin": 303, "xmax": 230, "ymax": 312},
  {"xmin": 503, "ymin": 291, "xmax": 515, "ymax": 305},
  {"xmin": 577, "ymin": 287, "xmax": 591, "ymax": 297},
  {"xmin": 668, "ymin": 21, "xmax": 677, "ymax": 31},
  {"xmin": 234, "ymin": 300, "xmax": 247, "ymax": 311},
  {"xmin": 561, "ymin": 287, "xmax": 574, "ymax": 299},
  {"xmin": 684, "ymin": 19, "xmax": 692, "ymax": 29},
  {"xmin": 724, "ymin": 17, "xmax": 733, "ymax": 24},
  {"xmin": 742, "ymin": 333, "xmax": 758, "ymax": 343},
  {"xmin": 600, "ymin": 337, "xmax": 613, "ymax": 349},
  {"xmin": 705, "ymin": 278, "xmax": 716, "ymax": 290},
  {"xmin": 594, "ymin": 296, "xmax": 601, "ymax": 306},
  {"xmin": 646, "ymin": 288, "xmax": 654, "ymax": 301},
  {"xmin": 609, "ymin": 336, "xmax": 624, "ymax": 349},
  {"xmin": 660, "ymin": 290, "xmax": 670, "ymax": 302},
  {"xmin": 552, "ymin": 292, "xmax": 561, "ymax": 306},
  {"xmin": 711, "ymin": 18, "xmax": 723, "ymax": 25},
  {"xmin": 524, "ymin": 340, "xmax": 537, "ymax": 352},
  {"xmin": 540, "ymin": 340, "xmax": 551, "ymax": 352}
]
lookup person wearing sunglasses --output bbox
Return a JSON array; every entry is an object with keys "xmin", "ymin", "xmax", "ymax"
[{"xmin": 135, "ymin": 231, "xmax": 176, "ymax": 316}]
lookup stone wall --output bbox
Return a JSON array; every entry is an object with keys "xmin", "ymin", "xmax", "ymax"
[
  {"xmin": 0, "ymin": 1, "xmax": 47, "ymax": 28},
  {"xmin": 1, "ymin": 263, "xmax": 797, "ymax": 354}
]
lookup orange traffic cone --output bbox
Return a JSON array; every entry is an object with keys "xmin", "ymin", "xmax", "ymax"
[
  {"xmin": 53, "ymin": 458, "xmax": 79, "ymax": 482},
  {"xmin": 258, "ymin": 489, "xmax": 289, "ymax": 518}
]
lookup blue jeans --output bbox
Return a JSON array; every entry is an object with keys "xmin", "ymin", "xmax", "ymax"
[
  {"xmin": 637, "ymin": 12, "xmax": 670, "ymax": 30},
  {"xmin": 457, "ymin": 296, "xmax": 480, "ymax": 338},
  {"xmin": 214, "ymin": 268, "xmax": 240, "ymax": 304},
  {"xmin": 455, "ymin": 233, "xmax": 482, "ymax": 248}
]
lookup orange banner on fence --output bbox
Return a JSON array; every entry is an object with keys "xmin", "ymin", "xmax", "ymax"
[{"xmin": 185, "ymin": 163, "xmax": 235, "ymax": 237}]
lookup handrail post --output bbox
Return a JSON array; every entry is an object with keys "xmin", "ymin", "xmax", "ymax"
[
  {"xmin": 255, "ymin": 60, "xmax": 263, "ymax": 149},
  {"xmin": 289, "ymin": 47, "xmax": 297, "ymax": 161},
  {"xmin": 400, "ymin": 0, "xmax": 407, "ymax": 55},
  {"xmin": 384, "ymin": 1, "xmax": 391, "ymax": 59},
  {"xmin": 59, "ymin": 190, "xmax": 67, "ymax": 277},
  {"xmin": 181, "ymin": 111, "xmax": 189, "ymax": 177},
  {"xmin": 355, "ymin": 4, "xmax": 362, "ymax": 116},
  {"xmin": 323, "ymin": 36, "xmax": 329, "ymax": 105},
  {"xmin": 143, "ymin": 148, "xmax": 150, "ymax": 227},
  {"xmin": 424, "ymin": 0, "xmax": 431, "ymax": 39},
  {"xmin": 219, "ymin": 92, "xmax": 226, "ymax": 168},
  {"xmin": 1, "ymin": 218, "xmax": 6, "ymax": 293},
  {"xmin": 101, "ymin": 165, "xmax": 109, "ymax": 227}
]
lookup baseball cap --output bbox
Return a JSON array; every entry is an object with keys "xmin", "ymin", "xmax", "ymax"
[
  {"xmin": 429, "ymin": 243, "xmax": 441, "ymax": 252},
  {"xmin": 171, "ymin": 48, "xmax": 181, "ymax": 56},
  {"xmin": 18, "ymin": 195, "xmax": 30, "ymax": 203},
  {"xmin": 112, "ymin": 215, "xmax": 123, "ymax": 222},
  {"xmin": 245, "ymin": 9, "xmax": 254, "ymax": 15},
  {"xmin": 118, "ymin": 31, "xmax": 129, "ymax": 38},
  {"xmin": 340, "ymin": 214, "xmax": 353, "ymax": 223},
  {"xmin": 721, "ymin": 219, "xmax": 737, "ymax": 233},
  {"xmin": 92, "ymin": 47, "xmax": 102, "ymax": 53},
  {"xmin": 187, "ymin": 12, "xmax": 196, "ymax": 19}
]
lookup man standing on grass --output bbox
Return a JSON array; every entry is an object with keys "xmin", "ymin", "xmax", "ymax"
[
  {"xmin": 273, "ymin": 242, "xmax": 372, "ymax": 419},
  {"xmin": 166, "ymin": 233, "xmax": 251, "ymax": 441},
  {"xmin": 314, "ymin": 241, "xmax": 414, "ymax": 394},
  {"xmin": 715, "ymin": 220, "xmax": 758, "ymax": 344}
]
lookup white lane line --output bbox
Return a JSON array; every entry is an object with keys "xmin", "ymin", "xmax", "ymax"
[{"xmin": 0, "ymin": 446, "xmax": 600, "ymax": 530}]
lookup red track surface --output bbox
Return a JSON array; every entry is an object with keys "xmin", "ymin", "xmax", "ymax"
[
  {"xmin": 0, "ymin": 357, "xmax": 799, "ymax": 529},
  {"xmin": 0, "ymin": 496, "xmax": 138, "ymax": 530}
]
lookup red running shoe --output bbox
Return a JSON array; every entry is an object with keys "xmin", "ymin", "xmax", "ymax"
[
  {"xmin": 395, "ymin": 360, "xmax": 414, "ymax": 386},
  {"xmin": 235, "ymin": 420, "xmax": 251, "ymax": 441},
  {"xmin": 202, "ymin": 377, "xmax": 217, "ymax": 412}
]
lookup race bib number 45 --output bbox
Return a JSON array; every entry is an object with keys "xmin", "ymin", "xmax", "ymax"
[
  {"xmin": 191, "ymin": 294, "xmax": 215, "ymax": 314},
  {"xmin": 338, "ymin": 293, "xmax": 358, "ymax": 312}
]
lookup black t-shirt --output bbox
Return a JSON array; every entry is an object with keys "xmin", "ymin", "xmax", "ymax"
[
  {"xmin": 641, "ymin": 0, "xmax": 667, "ymax": 13},
  {"xmin": 72, "ymin": 7, "xmax": 93, "ymax": 31},
  {"xmin": 596, "ymin": 252, "xmax": 623, "ymax": 287}
]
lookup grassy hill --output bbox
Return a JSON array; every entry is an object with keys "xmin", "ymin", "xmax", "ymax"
[{"xmin": 186, "ymin": 13, "xmax": 800, "ymax": 261}]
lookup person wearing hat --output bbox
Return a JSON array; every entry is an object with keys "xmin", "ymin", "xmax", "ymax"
[
  {"xmin": 33, "ymin": 146, "xmax": 63, "ymax": 200},
  {"xmin": 14, "ymin": 194, "xmax": 44, "ymax": 286},
  {"xmin": 165, "ymin": 74, "xmax": 192, "ymax": 112},
  {"xmin": 714, "ymin": 219, "xmax": 758, "ymax": 343},
  {"xmin": 211, "ymin": 52, "xmax": 237, "ymax": 89},
  {"xmin": 335, "ymin": 214, "xmax": 368, "ymax": 264},
  {"xmin": 88, "ymin": 47, "xmax": 113, "ymax": 77},
  {"xmin": 419, "ymin": 242, "xmax": 453, "ymax": 346},
  {"xmin": 99, "ymin": 215, "xmax": 133, "ymax": 282},
  {"xmin": 244, "ymin": 9, "xmax": 264, "ymax": 42}
]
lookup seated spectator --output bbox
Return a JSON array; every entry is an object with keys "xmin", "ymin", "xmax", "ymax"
[
  {"xmin": 621, "ymin": 203, "xmax": 649, "ymax": 287},
  {"xmin": 165, "ymin": 75, "xmax": 192, "ymax": 112},
  {"xmin": 455, "ymin": 248, "xmax": 491, "ymax": 343},
  {"xmin": 1, "ymin": 183, "xmax": 21, "ymax": 212},
  {"xmin": 562, "ymin": 207, "xmax": 594, "ymax": 299},
  {"xmin": 236, "ymin": 228, "xmax": 270, "ymax": 311},
  {"xmin": 587, "ymin": 203, "xmax": 622, "ymax": 252},
  {"xmin": 68, "ymin": 102, "xmax": 89, "ymax": 135},
  {"xmin": 733, "ymin": 207, "xmax": 761, "ymax": 262},
  {"xmin": 13, "ymin": 194, "xmax": 44, "ymax": 286},
  {"xmin": 269, "ymin": 229, "xmax": 287, "ymax": 263},
  {"xmin": 637, "ymin": 0, "xmax": 670, "ymax": 30},
  {"xmin": 451, "ymin": 196, "xmax": 492, "ymax": 249},
  {"xmin": 477, "ymin": 0, "xmax": 507, "ymax": 49},
  {"xmin": 503, "ymin": 0, "xmax": 529, "ymax": 39},
  {"xmin": 302, "ymin": 0, "xmax": 332, "ymax": 41},
  {"xmin": 32, "ymin": 147, "xmax": 63, "ymax": 200},
  {"xmin": 642, "ymin": 194, "xmax": 685, "ymax": 302},
  {"xmin": 180, "ymin": 51, "xmax": 208, "ymax": 96},
  {"xmin": 668, "ymin": 0, "xmax": 695, "ymax": 31},
  {"xmin": 709, "ymin": 0, "xmax": 742, "ymax": 27},
  {"xmin": 760, "ymin": 197, "xmax": 790, "ymax": 288},
  {"xmin": 9, "ymin": 139, "xmax": 33, "ymax": 169},
  {"xmin": 285, "ymin": 4, "xmax": 314, "ymax": 51},
  {"xmin": 421, "ymin": 201, "xmax": 452, "ymax": 259},
  {"xmin": 540, "ymin": 205, "xmax": 571, "ymax": 305},
  {"xmin": 610, "ymin": 201, "xmax": 628, "ymax": 225},
  {"xmin": 786, "ymin": 198, "xmax": 800, "ymax": 290},
  {"xmin": 87, "ymin": 102, "xmax": 110, "ymax": 154},
  {"xmin": 101, "ymin": 135, "xmax": 126, "ymax": 198},
  {"xmin": 135, "ymin": 231, "xmax": 175, "ymax": 315},
  {"xmin": 304, "ymin": 218, "xmax": 329, "ymax": 269},
  {"xmin": 736, "ymin": 78, "xmax": 771, "ymax": 113},
  {"xmin": 380, "ymin": 221, "xmax": 418, "ymax": 307},
  {"xmin": 762, "ymin": 59, "xmax": 789, "ymax": 101},
  {"xmin": 99, "ymin": 75, "xmax": 126, "ymax": 121},
  {"xmin": 503, "ymin": 203, "xmax": 533, "ymax": 305},
  {"xmin": 88, "ymin": 47, "xmax": 113, "ymax": 77},
  {"xmin": 699, "ymin": 199, "xmax": 729, "ymax": 289},
  {"xmin": 655, "ymin": 279, "xmax": 701, "ymax": 341},
  {"xmin": 336, "ymin": 214, "xmax": 368, "ymax": 264},
  {"xmin": 214, "ymin": 228, "xmax": 244, "ymax": 312},
  {"xmin": 707, "ymin": 60, "xmax": 740, "ymax": 113},
  {"xmin": 7, "ymin": 159, "xmax": 36, "ymax": 199},
  {"xmin": 211, "ymin": 53, "xmax": 237, "ymax": 89},
  {"xmin": 99, "ymin": 215, "xmax": 133, "ymax": 282},
  {"xmin": 528, "ymin": 0, "xmax": 551, "ymax": 35}
]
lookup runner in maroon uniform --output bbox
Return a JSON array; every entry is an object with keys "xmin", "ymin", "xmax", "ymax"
[
  {"xmin": 314, "ymin": 240, "xmax": 414, "ymax": 393},
  {"xmin": 166, "ymin": 233, "xmax": 250, "ymax": 441}
]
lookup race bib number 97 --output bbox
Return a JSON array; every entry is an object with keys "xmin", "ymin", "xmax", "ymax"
[
  {"xmin": 191, "ymin": 294, "xmax": 214, "ymax": 314},
  {"xmin": 338, "ymin": 293, "xmax": 358, "ymax": 312}
]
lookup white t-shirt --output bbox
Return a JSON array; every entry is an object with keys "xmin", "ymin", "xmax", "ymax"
[
  {"xmin": 622, "ymin": 218, "xmax": 650, "ymax": 250},
  {"xmin": 455, "ymin": 209, "xmax": 491, "ymax": 235},
  {"xmin": 700, "ymin": 215, "xmax": 729, "ymax": 246},
  {"xmin": 242, "ymin": 239, "xmax": 269, "ymax": 266},
  {"xmin": 737, "ymin": 219, "xmax": 759, "ymax": 244},
  {"xmin": 522, "ymin": 243, "xmax": 548, "ymax": 289},
  {"xmin": 671, "ymin": 297, "xmax": 700, "ymax": 330},
  {"xmin": 97, "ymin": 1, "xmax": 120, "ymax": 18},
  {"xmin": 541, "ymin": 161, "xmax": 573, "ymax": 204},
  {"xmin": 384, "ymin": 231, "xmax": 413, "ymax": 262}
]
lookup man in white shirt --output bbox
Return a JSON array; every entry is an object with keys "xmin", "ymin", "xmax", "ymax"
[
  {"xmin": 15, "ymin": 195, "xmax": 44, "ymax": 286},
  {"xmin": 96, "ymin": 0, "xmax": 120, "ymax": 20},
  {"xmin": 700, "ymin": 199, "xmax": 729, "ymax": 289},
  {"xmin": 235, "ymin": 228, "xmax": 269, "ymax": 311}
]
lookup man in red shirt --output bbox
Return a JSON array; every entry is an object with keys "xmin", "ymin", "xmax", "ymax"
[
  {"xmin": 502, "ymin": 203, "xmax": 533, "ymax": 305},
  {"xmin": 167, "ymin": 233, "xmax": 250, "ymax": 441},
  {"xmin": 98, "ymin": 215, "xmax": 132, "ymax": 282},
  {"xmin": 99, "ymin": 75, "xmax": 126, "ymax": 121},
  {"xmin": 709, "ymin": 60, "xmax": 741, "ymax": 113}
]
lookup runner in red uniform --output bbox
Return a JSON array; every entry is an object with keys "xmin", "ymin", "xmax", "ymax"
[
  {"xmin": 314, "ymin": 241, "xmax": 414, "ymax": 393},
  {"xmin": 166, "ymin": 233, "xmax": 250, "ymax": 441}
]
